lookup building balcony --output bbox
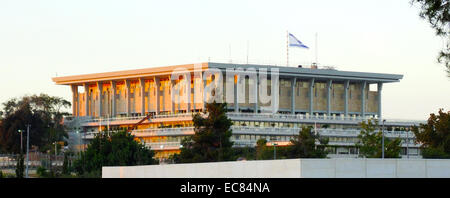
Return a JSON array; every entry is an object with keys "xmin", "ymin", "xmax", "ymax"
[
  {"xmin": 227, "ymin": 112, "xmax": 425, "ymax": 126},
  {"xmin": 231, "ymin": 126, "xmax": 417, "ymax": 138},
  {"xmin": 66, "ymin": 112, "xmax": 425, "ymax": 129},
  {"xmin": 80, "ymin": 127, "xmax": 194, "ymax": 139},
  {"xmin": 79, "ymin": 125, "xmax": 419, "ymax": 144},
  {"xmin": 79, "ymin": 113, "xmax": 194, "ymax": 127},
  {"xmin": 132, "ymin": 127, "xmax": 195, "ymax": 137}
]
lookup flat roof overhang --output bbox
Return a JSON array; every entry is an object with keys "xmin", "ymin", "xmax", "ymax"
[
  {"xmin": 208, "ymin": 62, "xmax": 403, "ymax": 83},
  {"xmin": 52, "ymin": 63, "xmax": 209, "ymax": 85},
  {"xmin": 52, "ymin": 62, "xmax": 403, "ymax": 85}
]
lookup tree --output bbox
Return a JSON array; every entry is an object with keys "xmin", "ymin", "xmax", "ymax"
[
  {"xmin": 15, "ymin": 154, "xmax": 24, "ymax": 178},
  {"xmin": 0, "ymin": 102, "xmax": 46, "ymax": 153},
  {"xmin": 412, "ymin": 109, "xmax": 450, "ymax": 158},
  {"xmin": 255, "ymin": 138, "xmax": 271, "ymax": 160},
  {"xmin": 172, "ymin": 102, "xmax": 234, "ymax": 163},
  {"xmin": 73, "ymin": 130, "xmax": 157, "ymax": 177},
  {"xmin": 231, "ymin": 147, "xmax": 256, "ymax": 161},
  {"xmin": 36, "ymin": 166, "xmax": 51, "ymax": 178},
  {"xmin": 62, "ymin": 151, "xmax": 74, "ymax": 175},
  {"xmin": 412, "ymin": 0, "xmax": 450, "ymax": 76},
  {"xmin": 287, "ymin": 126, "xmax": 329, "ymax": 158},
  {"xmin": 0, "ymin": 94, "xmax": 70, "ymax": 153},
  {"xmin": 356, "ymin": 119, "xmax": 402, "ymax": 158}
]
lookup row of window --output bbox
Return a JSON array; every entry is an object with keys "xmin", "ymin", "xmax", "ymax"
[
  {"xmin": 326, "ymin": 147, "xmax": 419, "ymax": 156},
  {"xmin": 232, "ymin": 121, "xmax": 362, "ymax": 130}
]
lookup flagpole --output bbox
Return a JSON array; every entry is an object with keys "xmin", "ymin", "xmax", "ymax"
[
  {"xmin": 315, "ymin": 32, "xmax": 318, "ymax": 64},
  {"xmin": 286, "ymin": 30, "xmax": 289, "ymax": 67},
  {"xmin": 246, "ymin": 40, "xmax": 249, "ymax": 64}
]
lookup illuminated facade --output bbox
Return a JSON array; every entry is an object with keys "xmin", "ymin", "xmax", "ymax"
[{"xmin": 53, "ymin": 62, "xmax": 424, "ymax": 159}]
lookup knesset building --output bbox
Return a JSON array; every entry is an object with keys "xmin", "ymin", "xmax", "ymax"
[{"xmin": 53, "ymin": 62, "xmax": 423, "ymax": 159}]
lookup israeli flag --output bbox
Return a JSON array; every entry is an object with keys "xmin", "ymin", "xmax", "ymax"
[{"xmin": 289, "ymin": 33, "xmax": 309, "ymax": 49}]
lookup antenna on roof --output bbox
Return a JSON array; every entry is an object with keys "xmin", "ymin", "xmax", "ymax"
[
  {"xmin": 286, "ymin": 30, "xmax": 289, "ymax": 67},
  {"xmin": 315, "ymin": 32, "xmax": 318, "ymax": 65},
  {"xmin": 229, "ymin": 43, "xmax": 232, "ymax": 63},
  {"xmin": 246, "ymin": 40, "xmax": 249, "ymax": 64}
]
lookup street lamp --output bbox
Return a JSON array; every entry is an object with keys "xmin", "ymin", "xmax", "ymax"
[
  {"xmin": 17, "ymin": 130, "xmax": 23, "ymax": 154},
  {"xmin": 76, "ymin": 131, "xmax": 81, "ymax": 153},
  {"xmin": 53, "ymin": 142, "xmax": 57, "ymax": 162},
  {"xmin": 406, "ymin": 130, "xmax": 409, "ymax": 159},
  {"xmin": 382, "ymin": 119, "xmax": 386, "ymax": 159},
  {"xmin": 25, "ymin": 124, "xmax": 30, "ymax": 178},
  {"xmin": 272, "ymin": 143, "xmax": 278, "ymax": 160}
]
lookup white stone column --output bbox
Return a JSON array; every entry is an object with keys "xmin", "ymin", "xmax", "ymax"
[
  {"xmin": 170, "ymin": 79, "xmax": 175, "ymax": 113},
  {"xmin": 326, "ymin": 80, "xmax": 332, "ymax": 116},
  {"xmin": 148, "ymin": 79, "xmax": 153, "ymax": 114},
  {"xmin": 84, "ymin": 83, "xmax": 89, "ymax": 117},
  {"xmin": 291, "ymin": 78, "xmax": 296, "ymax": 114},
  {"xmin": 154, "ymin": 77, "xmax": 160, "ymax": 115},
  {"xmin": 97, "ymin": 82, "xmax": 103, "ymax": 117},
  {"xmin": 139, "ymin": 78, "xmax": 145, "ymax": 115},
  {"xmin": 71, "ymin": 85, "xmax": 78, "ymax": 117},
  {"xmin": 186, "ymin": 74, "xmax": 192, "ymax": 113},
  {"xmin": 344, "ymin": 80, "xmax": 350, "ymax": 117},
  {"xmin": 234, "ymin": 74, "xmax": 239, "ymax": 113},
  {"xmin": 193, "ymin": 74, "xmax": 199, "ymax": 112},
  {"xmin": 361, "ymin": 81, "xmax": 366, "ymax": 117},
  {"xmin": 309, "ymin": 78, "xmax": 315, "ymax": 115},
  {"xmin": 162, "ymin": 79, "xmax": 166, "ymax": 113},
  {"xmin": 377, "ymin": 82, "xmax": 383, "ymax": 120},
  {"xmin": 254, "ymin": 75, "xmax": 259, "ymax": 113},
  {"xmin": 201, "ymin": 72, "xmax": 206, "ymax": 111},
  {"xmin": 125, "ymin": 79, "xmax": 131, "ymax": 116},
  {"xmin": 110, "ymin": 81, "xmax": 116, "ymax": 117}
]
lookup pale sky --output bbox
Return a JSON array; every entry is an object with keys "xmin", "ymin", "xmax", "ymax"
[{"xmin": 0, "ymin": 0, "xmax": 448, "ymax": 120}]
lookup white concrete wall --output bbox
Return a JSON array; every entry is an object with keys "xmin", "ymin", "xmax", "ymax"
[{"xmin": 102, "ymin": 159, "xmax": 450, "ymax": 178}]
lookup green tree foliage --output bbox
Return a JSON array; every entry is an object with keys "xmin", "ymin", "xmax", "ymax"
[
  {"xmin": 231, "ymin": 147, "xmax": 256, "ymax": 161},
  {"xmin": 356, "ymin": 119, "xmax": 402, "ymax": 158},
  {"xmin": 172, "ymin": 102, "xmax": 234, "ymax": 163},
  {"xmin": 254, "ymin": 127, "xmax": 329, "ymax": 160},
  {"xmin": 255, "ymin": 138, "xmax": 272, "ymax": 160},
  {"xmin": 412, "ymin": 0, "xmax": 450, "ymax": 76},
  {"xmin": 62, "ymin": 151, "xmax": 74, "ymax": 175},
  {"xmin": 36, "ymin": 166, "xmax": 52, "ymax": 178},
  {"xmin": 73, "ymin": 131, "xmax": 157, "ymax": 177},
  {"xmin": 412, "ymin": 109, "xmax": 450, "ymax": 158},
  {"xmin": 15, "ymin": 154, "xmax": 24, "ymax": 178},
  {"xmin": 255, "ymin": 141, "xmax": 290, "ymax": 160},
  {"xmin": 0, "ymin": 102, "xmax": 45, "ymax": 153},
  {"xmin": 287, "ymin": 126, "xmax": 329, "ymax": 158},
  {"xmin": 0, "ymin": 94, "xmax": 70, "ymax": 153}
]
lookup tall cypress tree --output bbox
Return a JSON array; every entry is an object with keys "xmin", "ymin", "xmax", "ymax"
[{"xmin": 174, "ymin": 102, "xmax": 234, "ymax": 163}]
